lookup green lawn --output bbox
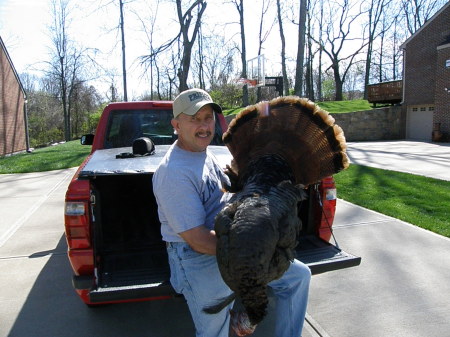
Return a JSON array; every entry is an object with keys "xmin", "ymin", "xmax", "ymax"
[
  {"xmin": 317, "ymin": 99, "xmax": 374, "ymax": 113},
  {"xmin": 0, "ymin": 141, "xmax": 91, "ymax": 174},
  {"xmin": 223, "ymin": 99, "xmax": 374, "ymax": 115},
  {"xmin": 334, "ymin": 164, "xmax": 450, "ymax": 238}
]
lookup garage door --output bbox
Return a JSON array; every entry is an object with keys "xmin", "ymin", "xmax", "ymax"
[{"xmin": 406, "ymin": 106, "xmax": 434, "ymax": 141}]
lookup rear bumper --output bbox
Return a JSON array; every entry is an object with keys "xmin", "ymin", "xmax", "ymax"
[{"xmin": 73, "ymin": 275, "xmax": 177, "ymax": 303}]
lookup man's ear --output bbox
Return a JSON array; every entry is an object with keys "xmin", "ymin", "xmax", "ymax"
[{"xmin": 171, "ymin": 118, "xmax": 180, "ymax": 133}]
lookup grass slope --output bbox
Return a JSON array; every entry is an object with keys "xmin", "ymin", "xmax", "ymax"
[
  {"xmin": 0, "ymin": 141, "xmax": 91, "ymax": 174},
  {"xmin": 223, "ymin": 99, "xmax": 374, "ymax": 115},
  {"xmin": 334, "ymin": 164, "xmax": 450, "ymax": 238}
]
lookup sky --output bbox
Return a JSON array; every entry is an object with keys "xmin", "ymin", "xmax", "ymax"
[{"xmin": 0, "ymin": 0, "xmax": 301, "ymax": 100}]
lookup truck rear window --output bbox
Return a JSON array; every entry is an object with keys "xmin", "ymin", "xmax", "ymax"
[{"xmin": 104, "ymin": 109, "xmax": 175, "ymax": 148}]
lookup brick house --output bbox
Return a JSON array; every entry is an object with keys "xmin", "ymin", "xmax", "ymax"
[
  {"xmin": 0, "ymin": 36, "xmax": 29, "ymax": 156},
  {"xmin": 400, "ymin": 2, "xmax": 450, "ymax": 141}
]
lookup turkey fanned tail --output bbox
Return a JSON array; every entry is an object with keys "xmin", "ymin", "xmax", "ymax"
[{"xmin": 223, "ymin": 96, "xmax": 349, "ymax": 188}]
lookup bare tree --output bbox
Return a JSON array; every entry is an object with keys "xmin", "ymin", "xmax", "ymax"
[
  {"xmin": 135, "ymin": 0, "xmax": 160, "ymax": 100},
  {"xmin": 140, "ymin": 0, "xmax": 206, "ymax": 93},
  {"xmin": 196, "ymin": 27, "xmax": 206, "ymax": 90},
  {"xmin": 388, "ymin": 15, "xmax": 404, "ymax": 81},
  {"xmin": 166, "ymin": 51, "xmax": 179, "ymax": 99},
  {"xmin": 256, "ymin": 0, "xmax": 275, "ymax": 57},
  {"xmin": 256, "ymin": 0, "xmax": 275, "ymax": 101},
  {"xmin": 47, "ymin": 0, "xmax": 89, "ymax": 141},
  {"xmin": 362, "ymin": 0, "xmax": 393, "ymax": 99},
  {"xmin": 314, "ymin": 0, "xmax": 367, "ymax": 101},
  {"xmin": 316, "ymin": 0, "xmax": 324, "ymax": 101},
  {"xmin": 369, "ymin": 0, "xmax": 444, "ymax": 85},
  {"xmin": 119, "ymin": 0, "xmax": 128, "ymax": 101},
  {"xmin": 276, "ymin": 0, "xmax": 289, "ymax": 96},
  {"xmin": 370, "ymin": 9, "xmax": 400, "ymax": 83},
  {"xmin": 192, "ymin": 35, "xmax": 237, "ymax": 90},
  {"xmin": 294, "ymin": 0, "xmax": 324, "ymax": 101},
  {"xmin": 230, "ymin": 0, "xmax": 249, "ymax": 106},
  {"xmin": 304, "ymin": 0, "xmax": 322, "ymax": 100},
  {"xmin": 176, "ymin": 0, "xmax": 207, "ymax": 91},
  {"xmin": 293, "ymin": 0, "xmax": 307, "ymax": 96},
  {"xmin": 401, "ymin": 0, "xmax": 447, "ymax": 35}
]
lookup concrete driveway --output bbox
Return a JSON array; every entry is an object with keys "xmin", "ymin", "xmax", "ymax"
[
  {"xmin": 304, "ymin": 140, "xmax": 450, "ymax": 336},
  {"xmin": 1, "ymin": 140, "xmax": 449, "ymax": 337},
  {"xmin": 347, "ymin": 140, "xmax": 450, "ymax": 181},
  {"xmin": 307, "ymin": 199, "xmax": 450, "ymax": 337}
]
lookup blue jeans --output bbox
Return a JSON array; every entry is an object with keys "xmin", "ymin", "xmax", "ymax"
[
  {"xmin": 268, "ymin": 259, "xmax": 311, "ymax": 336},
  {"xmin": 167, "ymin": 242, "xmax": 311, "ymax": 337},
  {"xmin": 167, "ymin": 242, "xmax": 234, "ymax": 337}
]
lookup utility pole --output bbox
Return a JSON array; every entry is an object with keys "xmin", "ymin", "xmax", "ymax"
[{"xmin": 120, "ymin": 0, "xmax": 128, "ymax": 101}]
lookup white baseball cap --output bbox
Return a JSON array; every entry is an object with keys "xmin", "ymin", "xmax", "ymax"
[{"xmin": 173, "ymin": 88, "xmax": 222, "ymax": 118}]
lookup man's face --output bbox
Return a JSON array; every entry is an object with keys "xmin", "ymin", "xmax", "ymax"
[{"xmin": 171, "ymin": 104, "xmax": 215, "ymax": 152}]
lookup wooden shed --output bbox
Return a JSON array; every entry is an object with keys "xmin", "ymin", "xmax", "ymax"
[{"xmin": 0, "ymin": 36, "xmax": 29, "ymax": 156}]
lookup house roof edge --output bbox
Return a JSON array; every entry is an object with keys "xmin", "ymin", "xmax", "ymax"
[{"xmin": 0, "ymin": 35, "xmax": 27, "ymax": 98}]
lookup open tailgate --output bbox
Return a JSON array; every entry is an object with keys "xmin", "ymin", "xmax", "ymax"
[
  {"xmin": 79, "ymin": 146, "xmax": 361, "ymax": 278},
  {"xmin": 295, "ymin": 235, "xmax": 361, "ymax": 275}
]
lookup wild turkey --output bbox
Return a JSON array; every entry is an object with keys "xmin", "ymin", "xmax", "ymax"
[{"xmin": 204, "ymin": 96, "xmax": 349, "ymax": 334}]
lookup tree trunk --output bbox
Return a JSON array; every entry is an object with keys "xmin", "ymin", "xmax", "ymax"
[
  {"xmin": 234, "ymin": 0, "xmax": 248, "ymax": 106},
  {"xmin": 294, "ymin": 0, "xmax": 307, "ymax": 96},
  {"xmin": 317, "ymin": 1, "xmax": 323, "ymax": 101},
  {"xmin": 333, "ymin": 63, "xmax": 343, "ymax": 101},
  {"xmin": 256, "ymin": 0, "xmax": 273, "ymax": 102},
  {"xmin": 176, "ymin": 0, "xmax": 207, "ymax": 92},
  {"xmin": 120, "ymin": 0, "xmax": 128, "ymax": 101},
  {"xmin": 276, "ymin": 0, "xmax": 288, "ymax": 96},
  {"xmin": 363, "ymin": 38, "xmax": 373, "ymax": 100}
]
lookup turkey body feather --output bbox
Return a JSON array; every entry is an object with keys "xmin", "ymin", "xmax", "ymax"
[
  {"xmin": 204, "ymin": 96, "xmax": 349, "ymax": 330},
  {"xmin": 206, "ymin": 154, "xmax": 307, "ymax": 326}
]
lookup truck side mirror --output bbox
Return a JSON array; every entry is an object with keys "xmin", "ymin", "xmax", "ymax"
[{"xmin": 81, "ymin": 134, "xmax": 95, "ymax": 145}]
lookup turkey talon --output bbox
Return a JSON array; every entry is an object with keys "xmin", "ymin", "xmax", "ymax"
[{"xmin": 230, "ymin": 310, "xmax": 257, "ymax": 336}]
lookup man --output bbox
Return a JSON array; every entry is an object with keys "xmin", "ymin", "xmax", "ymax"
[{"xmin": 153, "ymin": 88, "xmax": 311, "ymax": 337}]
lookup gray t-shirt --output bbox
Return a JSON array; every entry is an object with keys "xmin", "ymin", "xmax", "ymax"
[{"xmin": 152, "ymin": 143, "xmax": 230, "ymax": 242}]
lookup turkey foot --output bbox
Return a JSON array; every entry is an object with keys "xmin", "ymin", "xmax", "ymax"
[{"xmin": 230, "ymin": 310, "xmax": 257, "ymax": 336}]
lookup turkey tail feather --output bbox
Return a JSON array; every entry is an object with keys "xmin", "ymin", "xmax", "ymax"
[{"xmin": 223, "ymin": 96, "xmax": 349, "ymax": 186}]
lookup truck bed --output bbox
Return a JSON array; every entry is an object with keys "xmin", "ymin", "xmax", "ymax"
[{"xmin": 75, "ymin": 145, "xmax": 360, "ymax": 303}]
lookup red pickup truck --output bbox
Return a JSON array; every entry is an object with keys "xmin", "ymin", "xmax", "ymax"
[{"xmin": 64, "ymin": 100, "xmax": 360, "ymax": 305}]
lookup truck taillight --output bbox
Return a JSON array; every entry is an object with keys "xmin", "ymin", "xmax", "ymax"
[
  {"xmin": 65, "ymin": 201, "xmax": 90, "ymax": 249},
  {"xmin": 317, "ymin": 177, "xmax": 337, "ymax": 242},
  {"xmin": 325, "ymin": 188, "xmax": 337, "ymax": 201},
  {"xmin": 65, "ymin": 202, "xmax": 86, "ymax": 216}
]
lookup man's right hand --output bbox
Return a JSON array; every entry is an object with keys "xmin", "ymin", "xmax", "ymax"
[{"xmin": 179, "ymin": 225, "xmax": 218, "ymax": 255}]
